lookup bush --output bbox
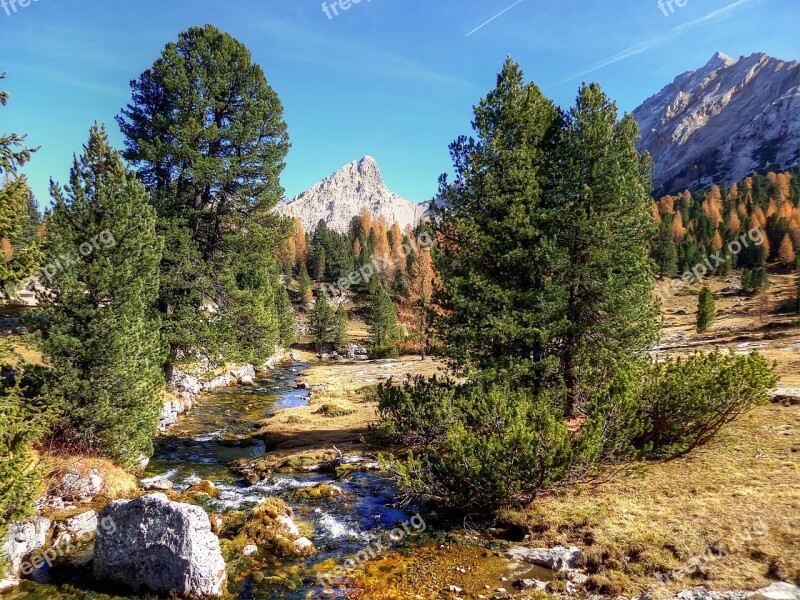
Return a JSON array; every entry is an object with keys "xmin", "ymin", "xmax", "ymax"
[
  {"xmin": 387, "ymin": 384, "xmax": 574, "ymax": 513},
  {"xmin": 637, "ymin": 351, "xmax": 777, "ymax": 457},
  {"xmin": 372, "ymin": 376, "xmax": 462, "ymax": 445}
]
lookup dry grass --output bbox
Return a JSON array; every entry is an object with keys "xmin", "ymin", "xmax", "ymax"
[
  {"xmin": 657, "ymin": 271, "xmax": 799, "ymax": 386},
  {"xmin": 241, "ymin": 347, "xmax": 446, "ymax": 474},
  {"xmin": 499, "ymin": 403, "xmax": 800, "ymax": 597}
]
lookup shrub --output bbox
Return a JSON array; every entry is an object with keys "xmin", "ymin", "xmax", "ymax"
[
  {"xmin": 637, "ymin": 351, "xmax": 777, "ymax": 457},
  {"xmin": 371, "ymin": 376, "xmax": 463, "ymax": 446},
  {"xmin": 389, "ymin": 384, "xmax": 573, "ymax": 513}
]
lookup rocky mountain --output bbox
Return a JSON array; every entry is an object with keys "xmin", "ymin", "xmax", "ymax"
[
  {"xmin": 277, "ymin": 156, "xmax": 428, "ymax": 233},
  {"xmin": 634, "ymin": 52, "xmax": 799, "ymax": 195}
]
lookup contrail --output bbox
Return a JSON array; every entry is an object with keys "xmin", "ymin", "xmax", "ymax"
[
  {"xmin": 466, "ymin": 0, "xmax": 524, "ymax": 37},
  {"xmin": 546, "ymin": 0, "xmax": 756, "ymax": 88}
]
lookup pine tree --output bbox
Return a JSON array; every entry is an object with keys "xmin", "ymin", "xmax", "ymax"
[
  {"xmin": 435, "ymin": 62, "xmax": 657, "ymax": 416},
  {"xmin": 0, "ymin": 73, "xmax": 46, "ymax": 528},
  {"xmin": 36, "ymin": 124, "xmax": 164, "ymax": 467},
  {"xmin": 366, "ymin": 279, "xmax": 401, "ymax": 358},
  {"xmin": 117, "ymin": 25, "xmax": 289, "ymax": 372},
  {"xmin": 334, "ymin": 305, "xmax": 349, "ymax": 351},
  {"xmin": 275, "ymin": 284, "xmax": 296, "ymax": 348},
  {"xmin": 653, "ymin": 219, "xmax": 678, "ymax": 277},
  {"xmin": 310, "ymin": 290, "xmax": 335, "ymax": 351},
  {"xmin": 696, "ymin": 287, "xmax": 715, "ymax": 333}
]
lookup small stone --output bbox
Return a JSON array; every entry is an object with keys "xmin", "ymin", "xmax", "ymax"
[
  {"xmin": 242, "ymin": 544, "xmax": 257, "ymax": 557},
  {"xmin": 448, "ymin": 585, "xmax": 463, "ymax": 593}
]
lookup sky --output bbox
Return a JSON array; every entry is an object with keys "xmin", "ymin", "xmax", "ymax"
[{"xmin": 1, "ymin": 0, "xmax": 798, "ymax": 207}]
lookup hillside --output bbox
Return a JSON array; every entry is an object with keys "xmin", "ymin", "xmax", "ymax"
[{"xmin": 634, "ymin": 52, "xmax": 800, "ymax": 195}]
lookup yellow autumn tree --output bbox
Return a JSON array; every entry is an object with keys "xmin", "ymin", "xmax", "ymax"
[
  {"xmin": 672, "ymin": 211, "xmax": 686, "ymax": 244},
  {"xmin": 766, "ymin": 198, "xmax": 778, "ymax": 218},
  {"xmin": 658, "ymin": 195, "xmax": 675, "ymax": 216},
  {"xmin": 778, "ymin": 234, "xmax": 796, "ymax": 267},
  {"xmin": 359, "ymin": 208, "xmax": 373, "ymax": 243},
  {"xmin": 727, "ymin": 211, "xmax": 741, "ymax": 234},
  {"xmin": 652, "ymin": 203, "xmax": 662, "ymax": 227},
  {"xmin": 292, "ymin": 218, "xmax": 309, "ymax": 270},
  {"xmin": 389, "ymin": 221, "xmax": 407, "ymax": 281},
  {"xmin": 711, "ymin": 230, "xmax": 724, "ymax": 251},
  {"xmin": 703, "ymin": 186, "xmax": 723, "ymax": 228}
]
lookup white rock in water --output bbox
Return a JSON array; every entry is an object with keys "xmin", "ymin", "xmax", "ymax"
[
  {"xmin": 293, "ymin": 537, "xmax": 314, "ymax": 553},
  {"xmin": 278, "ymin": 516, "xmax": 300, "ymax": 537},
  {"xmin": 93, "ymin": 493, "xmax": 226, "ymax": 598},
  {"xmin": 241, "ymin": 544, "xmax": 257, "ymax": 557}
]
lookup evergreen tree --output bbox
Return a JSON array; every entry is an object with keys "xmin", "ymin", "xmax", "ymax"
[
  {"xmin": 275, "ymin": 284, "xmax": 296, "ymax": 348},
  {"xmin": 435, "ymin": 61, "xmax": 657, "ymax": 415},
  {"xmin": 36, "ymin": 125, "xmax": 164, "ymax": 467},
  {"xmin": 334, "ymin": 305, "xmax": 349, "ymax": 351},
  {"xmin": 696, "ymin": 286, "xmax": 715, "ymax": 333},
  {"xmin": 653, "ymin": 219, "xmax": 678, "ymax": 277},
  {"xmin": 0, "ymin": 73, "xmax": 46, "ymax": 529},
  {"xmin": 117, "ymin": 25, "xmax": 290, "ymax": 372},
  {"xmin": 367, "ymin": 279, "xmax": 402, "ymax": 358},
  {"xmin": 310, "ymin": 290, "xmax": 335, "ymax": 351}
]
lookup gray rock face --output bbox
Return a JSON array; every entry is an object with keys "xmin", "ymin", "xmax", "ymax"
[
  {"xmin": 502, "ymin": 545, "xmax": 581, "ymax": 572},
  {"xmin": 277, "ymin": 156, "xmax": 429, "ymax": 234},
  {"xmin": 2, "ymin": 517, "xmax": 51, "ymax": 576},
  {"xmin": 93, "ymin": 493, "xmax": 226, "ymax": 598},
  {"xmin": 634, "ymin": 52, "xmax": 800, "ymax": 194},
  {"xmin": 752, "ymin": 583, "xmax": 800, "ymax": 600}
]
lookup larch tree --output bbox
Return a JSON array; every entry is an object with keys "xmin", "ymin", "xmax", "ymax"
[
  {"xmin": 36, "ymin": 124, "xmax": 164, "ymax": 468},
  {"xmin": 117, "ymin": 24, "xmax": 290, "ymax": 372},
  {"xmin": 778, "ymin": 234, "xmax": 796, "ymax": 267}
]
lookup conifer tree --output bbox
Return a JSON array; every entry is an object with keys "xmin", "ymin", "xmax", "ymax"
[
  {"xmin": 366, "ymin": 279, "xmax": 401, "ymax": 358},
  {"xmin": 36, "ymin": 125, "xmax": 164, "ymax": 467},
  {"xmin": 653, "ymin": 219, "xmax": 678, "ymax": 277},
  {"xmin": 299, "ymin": 263, "xmax": 313, "ymax": 305},
  {"xmin": 275, "ymin": 284, "xmax": 296, "ymax": 347},
  {"xmin": 0, "ymin": 73, "xmax": 46, "ymax": 528},
  {"xmin": 778, "ymin": 234, "xmax": 796, "ymax": 267},
  {"xmin": 334, "ymin": 305, "xmax": 349, "ymax": 351},
  {"xmin": 435, "ymin": 61, "xmax": 657, "ymax": 415},
  {"xmin": 696, "ymin": 287, "xmax": 715, "ymax": 333},
  {"xmin": 117, "ymin": 25, "xmax": 289, "ymax": 372},
  {"xmin": 310, "ymin": 290, "xmax": 335, "ymax": 351}
]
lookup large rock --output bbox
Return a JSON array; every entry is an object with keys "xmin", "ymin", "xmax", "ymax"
[
  {"xmin": 54, "ymin": 466, "xmax": 104, "ymax": 501},
  {"xmin": 93, "ymin": 494, "xmax": 226, "ymax": 598},
  {"xmin": 2, "ymin": 517, "xmax": 51, "ymax": 577},
  {"xmin": 502, "ymin": 545, "xmax": 581, "ymax": 572},
  {"xmin": 752, "ymin": 583, "xmax": 800, "ymax": 600}
]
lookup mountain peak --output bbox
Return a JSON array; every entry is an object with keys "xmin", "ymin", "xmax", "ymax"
[
  {"xmin": 277, "ymin": 157, "xmax": 428, "ymax": 233},
  {"xmin": 705, "ymin": 51, "xmax": 735, "ymax": 71}
]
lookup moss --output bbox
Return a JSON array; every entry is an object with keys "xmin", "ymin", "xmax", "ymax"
[
  {"xmin": 289, "ymin": 483, "xmax": 343, "ymax": 502},
  {"xmin": 313, "ymin": 403, "xmax": 356, "ymax": 418},
  {"xmin": 233, "ymin": 498, "xmax": 313, "ymax": 558},
  {"xmin": 186, "ymin": 480, "xmax": 220, "ymax": 498}
]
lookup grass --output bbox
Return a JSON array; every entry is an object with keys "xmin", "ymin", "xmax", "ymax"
[{"xmin": 497, "ymin": 403, "xmax": 799, "ymax": 597}]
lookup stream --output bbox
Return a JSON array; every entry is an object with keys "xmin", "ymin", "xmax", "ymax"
[{"xmin": 144, "ymin": 360, "xmax": 416, "ymax": 599}]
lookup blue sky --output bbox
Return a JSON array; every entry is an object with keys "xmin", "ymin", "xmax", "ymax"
[{"xmin": 1, "ymin": 0, "xmax": 798, "ymax": 206}]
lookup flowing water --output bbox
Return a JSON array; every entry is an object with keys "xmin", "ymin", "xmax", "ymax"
[{"xmin": 144, "ymin": 361, "xmax": 417, "ymax": 599}]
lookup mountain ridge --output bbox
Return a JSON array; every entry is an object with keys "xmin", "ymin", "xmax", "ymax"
[{"xmin": 633, "ymin": 51, "xmax": 800, "ymax": 195}]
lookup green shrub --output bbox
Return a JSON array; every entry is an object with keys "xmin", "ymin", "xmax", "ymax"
[
  {"xmin": 637, "ymin": 351, "xmax": 777, "ymax": 457},
  {"xmin": 389, "ymin": 384, "xmax": 573, "ymax": 513},
  {"xmin": 372, "ymin": 376, "xmax": 462, "ymax": 445}
]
